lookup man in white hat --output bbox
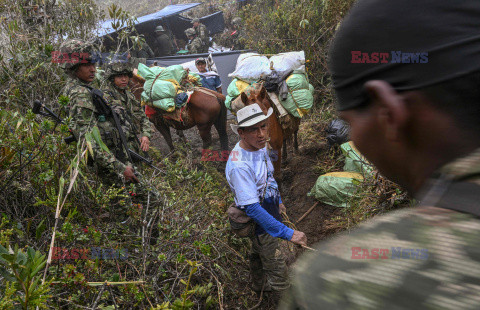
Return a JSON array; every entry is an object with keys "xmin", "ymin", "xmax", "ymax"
[{"xmin": 226, "ymin": 104, "xmax": 307, "ymax": 294}]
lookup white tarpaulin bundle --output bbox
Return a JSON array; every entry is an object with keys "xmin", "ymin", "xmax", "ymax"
[
  {"xmin": 225, "ymin": 51, "xmax": 314, "ymax": 117},
  {"xmin": 228, "ymin": 51, "xmax": 306, "ymax": 81}
]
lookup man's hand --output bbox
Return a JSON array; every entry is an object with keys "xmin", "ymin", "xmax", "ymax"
[
  {"xmin": 123, "ymin": 165, "xmax": 139, "ymax": 183},
  {"xmin": 140, "ymin": 136, "xmax": 150, "ymax": 152},
  {"xmin": 279, "ymin": 203, "xmax": 286, "ymax": 214},
  {"xmin": 290, "ymin": 230, "xmax": 307, "ymax": 247}
]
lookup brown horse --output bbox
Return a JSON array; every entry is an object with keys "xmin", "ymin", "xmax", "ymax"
[
  {"xmin": 131, "ymin": 73, "xmax": 229, "ymax": 151},
  {"xmin": 239, "ymin": 86, "xmax": 300, "ymax": 178}
]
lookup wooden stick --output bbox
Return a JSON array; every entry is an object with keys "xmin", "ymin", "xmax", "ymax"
[
  {"xmin": 296, "ymin": 202, "xmax": 319, "ymax": 224},
  {"xmin": 301, "ymin": 245, "xmax": 318, "ymax": 251}
]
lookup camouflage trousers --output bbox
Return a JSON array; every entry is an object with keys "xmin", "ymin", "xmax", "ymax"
[
  {"xmin": 96, "ymin": 167, "xmax": 160, "ymax": 223},
  {"xmin": 250, "ymin": 233, "xmax": 289, "ymax": 292}
]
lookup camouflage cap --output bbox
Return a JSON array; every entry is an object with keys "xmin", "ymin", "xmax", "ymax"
[
  {"xmin": 155, "ymin": 25, "xmax": 165, "ymax": 32},
  {"xmin": 192, "ymin": 18, "xmax": 200, "ymax": 24},
  {"xmin": 185, "ymin": 28, "xmax": 196, "ymax": 36},
  {"xmin": 58, "ymin": 39, "xmax": 95, "ymax": 70},
  {"xmin": 105, "ymin": 62, "xmax": 134, "ymax": 79}
]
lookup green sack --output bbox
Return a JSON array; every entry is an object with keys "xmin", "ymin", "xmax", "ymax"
[
  {"xmin": 280, "ymin": 72, "xmax": 314, "ymax": 118},
  {"xmin": 138, "ymin": 63, "xmax": 186, "ymax": 111},
  {"xmin": 155, "ymin": 64, "xmax": 186, "ymax": 82},
  {"xmin": 308, "ymin": 172, "xmax": 364, "ymax": 208},
  {"xmin": 225, "ymin": 78, "xmax": 251, "ymax": 110},
  {"xmin": 152, "ymin": 97, "xmax": 175, "ymax": 112},
  {"xmin": 340, "ymin": 141, "xmax": 374, "ymax": 176}
]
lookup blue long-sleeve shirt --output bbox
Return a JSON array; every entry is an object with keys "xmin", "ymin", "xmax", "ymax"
[
  {"xmin": 244, "ymin": 201, "xmax": 293, "ymax": 240},
  {"xmin": 226, "ymin": 143, "xmax": 291, "ymax": 240}
]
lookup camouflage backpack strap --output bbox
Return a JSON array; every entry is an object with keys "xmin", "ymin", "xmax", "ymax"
[
  {"xmin": 436, "ymin": 179, "xmax": 480, "ymax": 217},
  {"xmin": 422, "ymin": 175, "xmax": 480, "ymax": 217}
]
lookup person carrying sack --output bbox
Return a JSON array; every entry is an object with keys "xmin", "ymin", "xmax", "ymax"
[{"xmin": 225, "ymin": 103, "xmax": 307, "ymax": 293}]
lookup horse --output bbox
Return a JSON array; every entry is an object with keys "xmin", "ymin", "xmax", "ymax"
[
  {"xmin": 238, "ymin": 85, "xmax": 300, "ymax": 179},
  {"xmin": 130, "ymin": 73, "xmax": 229, "ymax": 151}
]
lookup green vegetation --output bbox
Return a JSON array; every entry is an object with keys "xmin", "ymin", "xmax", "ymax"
[{"xmin": 0, "ymin": 0, "xmax": 410, "ymax": 308}]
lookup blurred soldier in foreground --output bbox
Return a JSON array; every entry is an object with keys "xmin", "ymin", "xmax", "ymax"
[
  {"xmin": 152, "ymin": 25, "xmax": 174, "ymax": 57},
  {"xmin": 281, "ymin": 0, "xmax": 480, "ymax": 309},
  {"xmin": 185, "ymin": 28, "xmax": 206, "ymax": 54}
]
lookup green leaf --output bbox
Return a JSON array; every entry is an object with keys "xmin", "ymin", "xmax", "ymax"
[
  {"xmin": 35, "ymin": 219, "xmax": 46, "ymax": 241},
  {"xmin": 91, "ymin": 126, "xmax": 110, "ymax": 153}
]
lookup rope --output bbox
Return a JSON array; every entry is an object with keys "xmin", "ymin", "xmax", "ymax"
[{"xmin": 149, "ymin": 68, "xmax": 167, "ymax": 100}]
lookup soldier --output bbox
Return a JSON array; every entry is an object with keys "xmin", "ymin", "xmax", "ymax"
[
  {"xmin": 102, "ymin": 62, "xmax": 151, "ymax": 153},
  {"xmin": 230, "ymin": 17, "xmax": 244, "ymax": 50},
  {"xmin": 152, "ymin": 25, "xmax": 174, "ymax": 57},
  {"xmin": 185, "ymin": 28, "xmax": 206, "ymax": 54},
  {"xmin": 130, "ymin": 40, "xmax": 154, "ymax": 59},
  {"xmin": 192, "ymin": 18, "xmax": 208, "ymax": 46},
  {"xmin": 281, "ymin": 0, "xmax": 480, "ymax": 309},
  {"xmin": 59, "ymin": 39, "xmax": 141, "ymax": 186}
]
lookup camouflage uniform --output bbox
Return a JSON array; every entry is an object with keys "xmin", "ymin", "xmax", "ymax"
[
  {"xmin": 231, "ymin": 17, "xmax": 244, "ymax": 50},
  {"xmin": 130, "ymin": 41, "xmax": 154, "ymax": 59},
  {"xmin": 194, "ymin": 22, "xmax": 209, "ymax": 45},
  {"xmin": 63, "ymin": 75, "xmax": 141, "ymax": 184},
  {"xmin": 280, "ymin": 148, "xmax": 480, "ymax": 309},
  {"xmin": 153, "ymin": 33, "xmax": 174, "ymax": 57},
  {"xmin": 187, "ymin": 37, "xmax": 206, "ymax": 54},
  {"xmin": 101, "ymin": 76, "xmax": 152, "ymax": 141}
]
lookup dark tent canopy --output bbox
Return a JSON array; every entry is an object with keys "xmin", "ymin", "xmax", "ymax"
[
  {"xmin": 98, "ymin": 3, "xmax": 201, "ymax": 37},
  {"xmin": 98, "ymin": 3, "xmax": 225, "ymax": 45}
]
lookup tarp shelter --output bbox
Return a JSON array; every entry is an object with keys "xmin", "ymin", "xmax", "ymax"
[
  {"xmin": 98, "ymin": 3, "xmax": 201, "ymax": 37},
  {"xmin": 146, "ymin": 51, "xmax": 247, "ymax": 95},
  {"xmin": 98, "ymin": 3, "xmax": 225, "ymax": 44}
]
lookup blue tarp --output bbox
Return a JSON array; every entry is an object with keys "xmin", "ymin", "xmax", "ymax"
[{"xmin": 98, "ymin": 3, "xmax": 201, "ymax": 37}]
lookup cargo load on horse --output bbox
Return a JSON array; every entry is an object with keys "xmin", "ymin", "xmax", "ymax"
[
  {"xmin": 137, "ymin": 63, "xmax": 202, "ymax": 112},
  {"xmin": 225, "ymin": 51, "xmax": 315, "ymax": 120},
  {"xmin": 131, "ymin": 64, "xmax": 229, "ymax": 152},
  {"xmin": 224, "ymin": 52, "xmax": 314, "ymax": 177}
]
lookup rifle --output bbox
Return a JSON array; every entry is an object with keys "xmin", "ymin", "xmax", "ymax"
[
  {"xmin": 32, "ymin": 98, "xmax": 163, "ymax": 174},
  {"xmin": 32, "ymin": 100, "xmax": 76, "ymax": 144},
  {"xmin": 88, "ymin": 88, "xmax": 164, "ymax": 174}
]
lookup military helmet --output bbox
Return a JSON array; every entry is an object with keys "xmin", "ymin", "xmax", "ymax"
[
  {"xmin": 58, "ymin": 39, "xmax": 95, "ymax": 70},
  {"xmin": 155, "ymin": 25, "xmax": 165, "ymax": 32},
  {"xmin": 185, "ymin": 28, "xmax": 196, "ymax": 36},
  {"xmin": 192, "ymin": 18, "xmax": 200, "ymax": 24},
  {"xmin": 105, "ymin": 62, "xmax": 134, "ymax": 80},
  {"xmin": 232, "ymin": 17, "xmax": 242, "ymax": 26}
]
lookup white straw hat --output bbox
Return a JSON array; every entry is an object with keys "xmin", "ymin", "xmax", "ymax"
[{"xmin": 231, "ymin": 103, "xmax": 273, "ymax": 135}]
